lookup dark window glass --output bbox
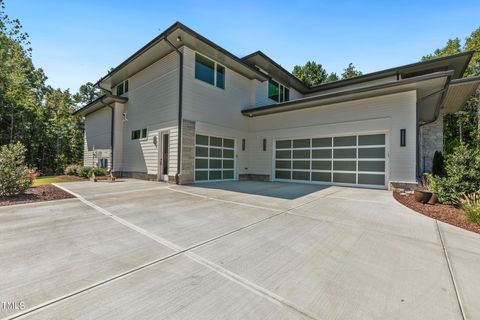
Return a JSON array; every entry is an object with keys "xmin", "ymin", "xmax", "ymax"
[
  {"xmin": 210, "ymin": 137, "xmax": 222, "ymax": 147},
  {"xmin": 216, "ymin": 64, "xmax": 225, "ymax": 89},
  {"xmin": 209, "ymin": 159, "xmax": 222, "ymax": 169},
  {"xmin": 268, "ymin": 80, "xmax": 279, "ymax": 102},
  {"xmin": 223, "ymin": 149, "xmax": 234, "ymax": 158},
  {"xmin": 275, "ymin": 170, "xmax": 291, "ymax": 179},
  {"xmin": 280, "ymin": 86, "xmax": 285, "ymax": 102},
  {"xmin": 195, "ymin": 53, "xmax": 215, "ymax": 85},
  {"xmin": 223, "ymin": 170, "xmax": 234, "ymax": 179},
  {"xmin": 131, "ymin": 129, "xmax": 140, "ymax": 140},
  {"xmin": 117, "ymin": 83, "xmax": 124, "ymax": 95},
  {"xmin": 209, "ymin": 148, "xmax": 222, "ymax": 158},
  {"xmin": 124, "ymin": 80, "xmax": 129, "ymax": 93},
  {"xmin": 358, "ymin": 134, "xmax": 385, "ymax": 146},
  {"xmin": 333, "ymin": 161, "xmax": 356, "ymax": 171},
  {"xmin": 358, "ymin": 147, "xmax": 385, "ymax": 159},
  {"xmin": 293, "ymin": 139, "xmax": 310, "ymax": 148},
  {"xmin": 276, "ymin": 140, "xmax": 291, "ymax": 149},
  {"xmin": 312, "ymin": 161, "xmax": 331, "ymax": 170},
  {"xmin": 312, "ymin": 137, "xmax": 331, "ymax": 147},
  {"xmin": 333, "ymin": 148, "xmax": 356, "ymax": 159},
  {"xmin": 196, "ymin": 135, "xmax": 209, "ymax": 146},
  {"xmin": 293, "ymin": 150, "xmax": 310, "ymax": 159},
  {"xmin": 195, "ymin": 159, "xmax": 208, "ymax": 169},
  {"xmin": 358, "ymin": 174, "xmax": 385, "ymax": 185},
  {"xmin": 284, "ymin": 87, "xmax": 290, "ymax": 101},
  {"xmin": 333, "ymin": 173, "xmax": 356, "ymax": 184},
  {"xmin": 195, "ymin": 147, "xmax": 208, "ymax": 157},
  {"xmin": 334, "ymin": 136, "xmax": 356, "ymax": 146},
  {"xmin": 275, "ymin": 150, "xmax": 291, "ymax": 159},
  {"xmin": 195, "ymin": 171, "xmax": 208, "ymax": 181},
  {"xmin": 312, "ymin": 149, "xmax": 331, "ymax": 159},
  {"xmin": 209, "ymin": 170, "xmax": 222, "ymax": 180},
  {"xmin": 223, "ymin": 138, "xmax": 234, "ymax": 148},
  {"xmin": 292, "ymin": 171, "xmax": 310, "ymax": 180},
  {"xmin": 141, "ymin": 128, "xmax": 147, "ymax": 139},
  {"xmin": 358, "ymin": 161, "xmax": 385, "ymax": 172},
  {"xmin": 293, "ymin": 160, "xmax": 310, "ymax": 170},
  {"xmin": 275, "ymin": 160, "xmax": 291, "ymax": 169},
  {"xmin": 312, "ymin": 172, "xmax": 331, "ymax": 182},
  {"xmin": 223, "ymin": 160, "xmax": 234, "ymax": 169}
]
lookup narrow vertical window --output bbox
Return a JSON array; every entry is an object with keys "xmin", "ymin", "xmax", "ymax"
[
  {"xmin": 216, "ymin": 65, "xmax": 225, "ymax": 89},
  {"xmin": 268, "ymin": 80, "xmax": 279, "ymax": 102},
  {"xmin": 117, "ymin": 83, "xmax": 124, "ymax": 95},
  {"xmin": 195, "ymin": 53, "xmax": 215, "ymax": 85},
  {"xmin": 124, "ymin": 80, "xmax": 129, "ymax": 93}
]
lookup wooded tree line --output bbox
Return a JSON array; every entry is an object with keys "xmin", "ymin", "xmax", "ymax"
[
  {"xmin": 0, "ymin": 1, "xmax": 102, "ymax": 174},
  {"xmin": 292, "ymin": 27, "xmax": 480, "ymax": 154}
]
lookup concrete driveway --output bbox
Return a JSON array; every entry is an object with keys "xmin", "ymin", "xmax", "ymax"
[{"xmin": 1, "ymin": 179, "xmax": 479, "ymax": 320}]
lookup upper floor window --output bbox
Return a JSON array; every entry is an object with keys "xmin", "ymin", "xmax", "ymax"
[
  {"xmin": 195, "ymin": 53, "xmax": 225, "ymax": 89},
  {"xmin": 268, "ymin": 79, "xmax": 289, "ymax": 102},
  {"xmin": 131, "ymin": 128, "xmax": 147, "ymax": 140},
  {"xmin": 116, "ymin": 80, "xmax": 129, "ymax": 95}
]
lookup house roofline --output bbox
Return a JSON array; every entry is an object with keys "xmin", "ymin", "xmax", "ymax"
[
  {"xmin": 74, "ymin": 94, "xmax": 128, "ymax": 116},
  {"xmin": 242, "ymin": 70, "xmax": 454, "ymax": 116}
]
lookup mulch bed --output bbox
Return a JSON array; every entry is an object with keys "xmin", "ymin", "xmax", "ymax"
[
  {"xmin": 394, "ymin": 192, "xmax": 480, "ymax": 234},
  {"xmin": 0, "ymin": 184, "xmax": 74, "ymax": 207}
]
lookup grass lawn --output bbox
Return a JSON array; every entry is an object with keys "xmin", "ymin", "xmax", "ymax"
[{"xmin": 33, "ymin": 176, "xmax": 82, "ymax": 187}]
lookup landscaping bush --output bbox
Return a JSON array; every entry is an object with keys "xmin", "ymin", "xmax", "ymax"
[
  {"xmin": 65, "ymin": 164, "xmax": 80, "ymax": 176},
  {"xmin": 430, "ymin": 144, "xmax": 480, "ymax": 205},
  {"xmin": 0, "ymin": 142, "xmax": 32, "ymax": 196},
  {"xmin": 91, "ymin": 167, "xmax": 106, "ymax": 176},
  {"xmin": 459, "ymin": 191, "xmax": 480, "ymax": 224},
  {"xmin": 78, "ymin": 167, "xmax": 93, "ymax": 178}
]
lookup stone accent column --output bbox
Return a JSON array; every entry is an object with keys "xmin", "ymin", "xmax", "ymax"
[
  {"xmin": 179, "ymin": 119, "xmax": 196, "ymax": 184},
  {"xmin": 420, "ymin": 112, "xmax": 443, "ymax": 173}
]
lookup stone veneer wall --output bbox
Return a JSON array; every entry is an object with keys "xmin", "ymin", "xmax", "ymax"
[
  {"xmin": 179, "ymin": 119, "xmax": 196, "ymax": 184},
  {"xmin": 419, "ymin": 112, "xmax": 443, "ymax": 173}
]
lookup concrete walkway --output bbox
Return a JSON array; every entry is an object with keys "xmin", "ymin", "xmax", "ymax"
[{"xmin": 1, "ymin": 179, "xmax": 479, "ymax": 320}]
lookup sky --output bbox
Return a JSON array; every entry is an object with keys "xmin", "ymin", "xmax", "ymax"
[{"xmin": 7, "ymin": 0, "xmax": 480, "ymax": 92}]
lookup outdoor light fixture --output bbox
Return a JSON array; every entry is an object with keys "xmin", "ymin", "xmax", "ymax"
[
  {"xmin": 242, "ymin": 138, "xmax": 246, "ymax": 151},
  {"xmin": 263, "ymin": 138, "xmax": 267, "ymax": 151},
  {"xmin": 400, "ymin": 129, "xmax": 406, "ymax": 147},
  {"xmin": 176, "ymin": 36, "xmax": 182, "ymax": 42}
]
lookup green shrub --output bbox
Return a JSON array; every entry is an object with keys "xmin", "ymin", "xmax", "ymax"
[
  {"xmin": 78, "ymin": 167, "xmax": 93, "ymax": 178},
  {"xmin": 462, "ymin": 205, "xmax": 480, "ymax": 224},
  {"xmin": 432, "ymin": 144, "xmax": 480, "ymax": 205},
  {"xmin": 92, "ymin": 167, "xmax": 106, "ymax": 176},
  {"xmin": 65, "ymin": 164, "xmax": 80, "ymax": 176},
  {"xmin": 432, "ymin": 151, "xmax": 445, "ymax": 177},
  {"xmin": 0, "ymin": 142, "xmax": 32, "ymax": 196}
]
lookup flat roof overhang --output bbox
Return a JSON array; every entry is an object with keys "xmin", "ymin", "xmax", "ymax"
[
  {"xmin": 242, "ymin": 71, "xmax": 454, "ymax": 123},
  {"xmin": 74, "ymin": 94, "xmax": 128, "ymax": 116},
  {"xmin": 96, "ymin": 22, "xmax": 268, "ymax": 90},
  {"xmin": 442, "ymin": 76, "xmax": 480, "ymax": 114}
]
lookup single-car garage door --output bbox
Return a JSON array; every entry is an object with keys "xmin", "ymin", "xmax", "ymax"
[
  {"xmin": 195, "ymin": 134, "xmax": 235, "ymax": 181},
  {"xmin": 274, "ymin": 133, "xmax": 387, "ymax": 188}
]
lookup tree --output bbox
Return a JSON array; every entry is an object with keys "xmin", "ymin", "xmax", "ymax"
[
  {"xmin": 422, "ymin": 38, "xmax": 462, "ymax": 61},
  {"xmin": 341, "ymin": 63, "xmax": 363, "ymax": 79},
  {"xmin": 325, "ymin": 72, "xmax": 339, "ymax": 83},
  {"xmin": 292, "ymin": 61, "xmax": 328, "ymax": 86},
  {"xmin": 73, "ymin": 82, "xmax": 103, "ymax": 108}
]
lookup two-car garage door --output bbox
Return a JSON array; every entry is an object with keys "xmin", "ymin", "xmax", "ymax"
[{"xmin": 274, "ymin": 133, "xmax": 387, "ymax": 188}]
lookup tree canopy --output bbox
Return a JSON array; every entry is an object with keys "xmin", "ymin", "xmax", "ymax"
[
  {"xmin": 292, "ymin": 61, "xmax": 328, "ymax": 86},
  {"xmin": 341, "ymin": 63, "xmax": 363, "ymax": 79}
]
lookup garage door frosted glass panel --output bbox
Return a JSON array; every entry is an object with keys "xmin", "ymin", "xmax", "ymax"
[
  {"xmin": 358, "ymin": 174, "xmax": 385, "ymax": 185},
  {"xmin": 293, "ymin": 160, "xmax": 310, "ymax": 170},
  {"xmin": 196, "ymin": 135, "xmax": 209, "ymax": 145},
  {"xmin": 312, "ymin": 161, "xmax": 331, "ymax": 170},
  {"xmin": 312, "ymin": 172, "xmax": 331, "ymax": 182},
  {"xmin": 293, "ymin": 150, "xmax": 310, "ymax": 159},
  {"xmin": 276, "ymin": 150, "xmax": 291, "ymax": 159},
  {"xmin": 358, "ymin": 134, "xmax": 385, "ymax": 146},
  {"xmin": 334, "ymin": 136, "xmax": 356, "ymax": 146},
  {"xmin": 358, "ymin": 161, "xmax": 385, "ymax": 172},
  {"xmin": 209, "ymin": 171, "xmax": 222, "ymax": 180},
  {"xmin": 359, "ymin": 147, "xmax": 385, "ymax": 159},
  {"xmin": 293, "ymin": 139, "xmax": 310, "ymax": 148},
  {"xmin": 223, "ymin": 149, "xmax": 234, "ymax": 158},
  {"xmin": 312, "ymin": 137, "xmax": 331, "ymax": 147},
  {"xmin": 209, "ymin": 159, "xmax": 222, "ymax": 169},
  {"xmin": 334, "ymin": 148, "xmax": 356, "ymax": 159},
  {"xmin": 195, "ymin": 159, "xmax": 208, "ymax": 169},
  {"xmin": 276, "ymin": 160, "xmax": 291, "ymax": 169},
  {"xmin": 210, "ymin": 137, "xmax": 222, "ymax": 147},
  {"xmin": 223, "ymin": 170, "xmax": 234, "ymax": 179},
  {"xmin": 333, "ymin": 161, "xmax": 356, "ymax": 171},
  {"xmin": 276, "ymin": 140, "xmax": 291, "ymax": 149},
  {"xmin": 223, "ymin": 139, "xmax": 234, "ymax": 148},
  {"xmin": 210, "ymin": 148, "xmax": 222, "ymax": 158},
  {"xmin": 293, "ymin": 171, "xmax": 310, "ymax": 180},
  {"xmin": 196, "ymin": 147, "xmax": 208, "ymax": 157},
  {"xmin": 312, "ymin": 149, "xmax": 331, "ymax": 159},
  {"xmin": 276, "ymin": 171, "xmax": 291, "ymax": 179},
  {"xmin": 223, "ymin": 160, "xmax": 234, "ymax": 169},
  {"xmin": 195, "ymin": 171, "xmax": 208, "ymax": 181},
  {"xmin": 333, "ymin": 173, "xmax": 356, "ymax": 183}
]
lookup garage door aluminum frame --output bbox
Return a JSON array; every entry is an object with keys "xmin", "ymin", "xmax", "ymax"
[
  {"xmin": 273, "ymin": 133, "xmax": 388, "ymax": 189},
  {"xmin": 195, "ymin": 134, "xmax": 236, "ymax": 182}
]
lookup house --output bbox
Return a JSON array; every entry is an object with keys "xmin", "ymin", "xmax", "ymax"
[{"xmin": 75, "ymin": 22, "xmax": 480, "ymax": 190}]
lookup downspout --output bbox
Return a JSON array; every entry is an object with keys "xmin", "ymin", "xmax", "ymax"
[{"xmin": 165, "ymin": 37, "xmax": 183, "ymax": 184}]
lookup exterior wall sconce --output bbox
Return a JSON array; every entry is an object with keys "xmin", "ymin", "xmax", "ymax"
[
  {"xmin": 263, "ymin": 138, "xmax": 267, "ymax": 151},
  {"xmin": 242, "ymin": 138, "xmax": 246, "ymax": 151},
  {"xmin": 400, "ymin": 129, "xmax": 406, "ymax": 147}
]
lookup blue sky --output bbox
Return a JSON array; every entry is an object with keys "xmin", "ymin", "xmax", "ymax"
[{"xmin": 7, "ymin": 0, "xmax": 480, "ymax": 91}]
